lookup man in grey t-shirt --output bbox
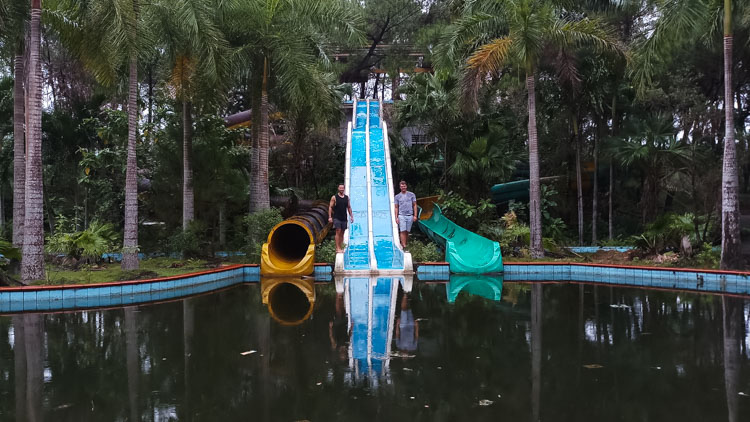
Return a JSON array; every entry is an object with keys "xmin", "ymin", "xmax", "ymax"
[{"xmin": 394, "ymin": 180, "xmax": 417, "ymax": 248}]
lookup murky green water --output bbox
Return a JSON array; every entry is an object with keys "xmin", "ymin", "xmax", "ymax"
[{"xmin": 1, "ymin": 280, "xmax": 749, "ymax": 421}]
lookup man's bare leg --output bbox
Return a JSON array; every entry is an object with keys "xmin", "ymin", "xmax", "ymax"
[
  {"xmin": 336, "ymin": 229, "xmax": 344, "ymax": 253},
  {"xmin": 400, "ymin": 231, "xmax": 408, "ymax": 248}
]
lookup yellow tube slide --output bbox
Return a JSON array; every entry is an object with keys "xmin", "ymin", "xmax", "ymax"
[{"xmin": 260, "ymin": 202, "xmax": 331, "ymax": 276}]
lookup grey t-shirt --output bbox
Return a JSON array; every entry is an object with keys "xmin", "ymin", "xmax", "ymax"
[{"xmin": 395, "ymin": 191, "xmax": 417, "ymax": 216}]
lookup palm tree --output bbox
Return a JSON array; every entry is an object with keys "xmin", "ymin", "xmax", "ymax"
[
  {"xmin": 21, "ymin": 0, "xmax": 44, "ymax": 282},
  {"xmin": 631, "ymin": 0, "xmax": 744, "ymax": 269},
  {"xmin": 396, "ymin": 71, "xmax": 461, "ymax": 184},
  {"xmin": 0, "ymin": 0, "xmax": 28, "ymax": 248},
  {"xmin": 122, "ymin": 1, "xmax": 140, "ymax": 270},
  {"xmin": 152, "ymin": 0, "xmax": 231, "ymax": 230},
  {"xmin": 612, "ymin": 115, "xmax": 691, "ymax": 224},
  {"xmin": 441, "ymin": 0, "xmax": 622, "ymax": 257},
  {"xmin": 226, "ymin": 0, "xmax": 363, "ymax": 212},
  {"xmin": 53, "ymin": 0, "xmax": 147, "ymax": 270}
]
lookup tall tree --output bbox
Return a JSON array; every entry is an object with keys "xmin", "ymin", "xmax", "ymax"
[
  {"xmin": 122, "ymin": 0, "xmax": 140, "ymax": 270},
  {"xmin": 631, "ymin": 0, "xmax": 745, "ymax": 269},
  {"xmin": 50, "ymin": 0, "xmax": 149, "ymax": 269},
  {"xmin": 21, "ymin": 0, "xmax": 44, "ymax": 282},
  {"xmin": 227, "ymin": 0, "xmax": 363, "ymax": 212},
  {"xmin": 154, "ymin": 0, "xmax": 233, "ymax": 229},
  {"xmin": 720, "ymin": 0, "xmax": 741, "ymax": 269},
  {"xmin": 0, "ymin": 0, "xmax": 28, "ymax": 247},
  {"xmin": 441, "ymin": 0, "xmax": 622, "ymax": 257}
]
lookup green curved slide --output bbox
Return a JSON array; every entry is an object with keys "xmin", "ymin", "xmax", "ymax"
[
  {"xmin": 416, "ymin": 199, "xmax": 503, "ymax": 274},
  {"xmin": 491, "ymin": 179, "xmax": 529, "ymax": 205}
]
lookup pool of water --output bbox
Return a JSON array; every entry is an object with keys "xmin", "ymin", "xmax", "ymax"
[{"xmin": 1, "ymin": 279, "xmax": 749, "ymax": 421}]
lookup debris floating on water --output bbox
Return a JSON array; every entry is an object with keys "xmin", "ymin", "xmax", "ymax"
[
  {"xmin": 479, "ymin": 399, "xmax": 494, "ymax": 406},
  {"xmin": 240, "ymin": 350, "xmax": 257, "ymax": 356},
  {"xmin": 583, "ymin": 364, "xmax": 604, "ymax": 369},
  {"xmin": 609, "ymin": 304, "xmax": 631, "ymax": 309},
  {"xmin": 391, "ymin": 351, "xmax": 416, "ymax": 358},
  {"xmin": 739, "ymin": 392, "xmax": 749, "ymax": 397}
]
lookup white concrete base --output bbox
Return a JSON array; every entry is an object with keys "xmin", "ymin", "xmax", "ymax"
[
  {"xmin": 334, "ymin": 252, "xmax": 345, "ymax": 273},
  {"xmin": 403, "ymin": 251, "xmax": 414, "ymax": 273}
]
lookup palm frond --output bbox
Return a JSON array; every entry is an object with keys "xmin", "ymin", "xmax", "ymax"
[
  {"xmin": 629, "ymin": 0, "xmax": 710, "ymax": 97},
  {"xmin": 467, "ymin": 36, "xmax": 514, "ymax": 74}
]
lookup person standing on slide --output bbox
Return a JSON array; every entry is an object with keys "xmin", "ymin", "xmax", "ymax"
[
  {"xmin": 329, "ymin": 183, "xmax": 353, "ymax": 253},
  {"xmin": 394, "ymin": 180, "xmax": 417, "ymax": 248}
]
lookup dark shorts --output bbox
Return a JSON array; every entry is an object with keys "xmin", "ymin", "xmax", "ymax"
[{"xmin": 333, "ymin": 219, "xmax": 347, "ymax": 230}]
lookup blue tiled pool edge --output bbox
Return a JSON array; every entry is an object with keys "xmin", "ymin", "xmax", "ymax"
[
  {"xmin": 0, "ymin": 264, "xmax": 334, "ymax": 314},
  {"xmin": 416, "ymin": 262, "xmax": 750, "ymax": 296}
]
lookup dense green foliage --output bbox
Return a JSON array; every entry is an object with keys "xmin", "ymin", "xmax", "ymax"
[{"xmin": 0, "ymin": 0, "xmax": 748, "ymax": 270}]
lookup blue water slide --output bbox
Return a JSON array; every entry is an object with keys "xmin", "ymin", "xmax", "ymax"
[
  {"xmin": 338, "ymin": 99, "xmax": 411, "ymax": 273},
  {"xmin": 368, "ymin": 102, "xmax": 404, "ymax": 270},
  {"xmin": 343, "ymin": 101, "xmax": 371, "ymax": 270}
]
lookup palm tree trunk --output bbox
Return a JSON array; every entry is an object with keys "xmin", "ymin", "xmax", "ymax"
[
  {"xmin": 219, "ymin": 202, "xmax": 226, "ymax": 246},
  {"xmin": 574, "ymin": 118, "xmax": 583, "ymax": 245},
  {"xmin": 182, "ymin": 99, "xmax": 194, "ymax": 230},
  {"xmin": 122, "ymin": 5, "xmax": 140, "ymax": 270},
  {"xmin": 252, "ymin": 57, "xmax": 270, "ymax": 212},
  {"xmin": 249, "ymin": 74, "xmax": 261, "ymax": 213},
  {"xmin": 527, "ymin": 74, "xmax": 544, "ymax": 258},
  {"xmin": 21, "ymin": 0, "xmax": 45, "ymax": 283},
  {"xmin": 391, "ymin": 71, "xmax": 399, "ymax": 101},
  {"xmin": 147, "ymin": 66, "xmax": 153, "ymax": 141},
  {"xmin": 13, "ymin": 53, "xmax": 25, "ymax": 248},
  {"xmin": 609, "ymin": 97, "xmax": 616, "ymax": 241},
  {"xmin": 0, "ymin": 190, "xmax": 5, "ymax": 230},
  {"xmin": 720, "ymin": 0, "xmax": 742, "ymax": 269},
  {"xmin": 592, "ymin": 121, "xmax": 599, "ymax": 244}
]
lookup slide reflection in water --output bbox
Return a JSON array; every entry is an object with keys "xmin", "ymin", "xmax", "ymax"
[
  {"xmin": 335, "ymin": 275, "xmax": 412, "ymax": 386},
  {"xmin": 260, "ymin": 277, "xmax": 316, "ymax": 326},
  {"xmin": 446, "ymin": 274, "xmax": 504, "ymax": 303}
]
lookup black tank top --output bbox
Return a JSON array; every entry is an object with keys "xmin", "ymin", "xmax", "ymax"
[{"xmin": 333, "ymin": 194, "xmax": 349, "ymax": 221}]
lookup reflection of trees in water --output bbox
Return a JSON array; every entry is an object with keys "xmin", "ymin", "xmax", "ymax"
[
  {"xmin": 12, "ymin": 315, "xmax": 26, "ymax": 422},
  {"xmin": 0, "ymin": 284, "xmax": 747, "ymax": 421},
  {"xmin": 723, "ymin": 296, "xmax": 744, "ymax": 422},
  {"xmin": 531, "ymin": 283, "xmax": 542, "ymax": 422},
  {"xmin": 124, "ymin": 307, "xmax": 139, "ymax": 422}
]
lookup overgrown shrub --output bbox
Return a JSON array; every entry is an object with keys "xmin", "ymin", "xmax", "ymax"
[
  {"xmin": 46, "ymin": 220, "xmax": 119, "ymax": 264},
  {"xmin": 498, "ymin": 211, "xmax": 530, "ymax": 256},
  {"xmin": 632, "ymin": 212, "xmax": 695, "ymax": 254},
  {"xmin": 438, "ymin": 191, "xmax": 496, "ymax": 231},
  {"xmin": 407, "ymin": 239, "xmax": 443, "ymax": 262},
  {"xmin": 686, "ymin": 243, "xmax": 720, "ymax": 269},
  {"xmin": 243, "ymin": 208, "xmax": 284, "ymax": 263},
  {"xmin": 508, "ymin": 185, "xmax": 568, "ymax": 243},
  {"xmin": 315, "ymin": 239, "xmax": 338, "ymax": 263},
  {"xmin": 166, "ymin": 223, "xmax": 205, "ymax": 258}
]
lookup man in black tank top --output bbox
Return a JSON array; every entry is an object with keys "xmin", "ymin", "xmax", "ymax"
[{"xmin": 329, "ymin": 183, "xmax": 353, "ymax": 253}]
